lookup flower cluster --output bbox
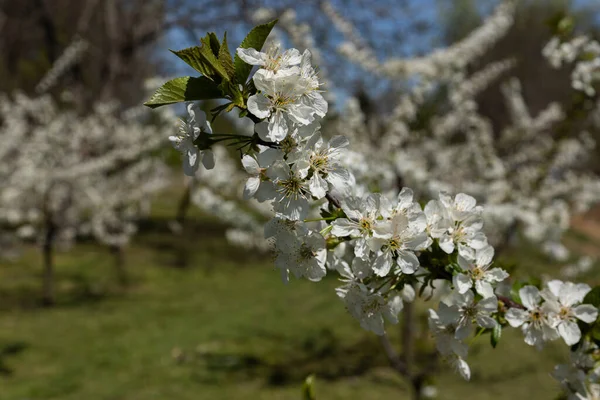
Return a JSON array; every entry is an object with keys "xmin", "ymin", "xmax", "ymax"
[
  {"xmin": 0, "ymin": 92, "xmax": 172, "ymax": 251},
  {"xmin": 543, "ymin": 35, "xmax": 600, "ymax": 96},
  {"xmin": 154, "ymin": 26, "xmax": 600, "ymax": 392}
]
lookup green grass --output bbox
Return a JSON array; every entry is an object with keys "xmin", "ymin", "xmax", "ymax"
[{"xmin": 0, "ymin": 196, "xmax": 595, "ymax": 399}]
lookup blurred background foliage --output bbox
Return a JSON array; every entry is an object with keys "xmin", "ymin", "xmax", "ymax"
[{"xmin": 0, "ymin": 0, "xmax": 600, "ymax": 399}]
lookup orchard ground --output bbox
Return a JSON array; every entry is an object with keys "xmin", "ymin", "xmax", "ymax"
[{"xmin": 0, "ymin": 182, "xmax": 598, "ymax": 400}]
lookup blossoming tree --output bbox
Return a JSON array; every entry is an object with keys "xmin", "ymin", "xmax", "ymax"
[
  {"xmin": 0, "ymin": 92, "xmax": 172, "ymax": 303},
  {"xmin": 146, "ymin": 12, "xmax": 600, "ymax": 400}
]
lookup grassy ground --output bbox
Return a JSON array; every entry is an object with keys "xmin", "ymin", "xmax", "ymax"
[{"xmin": 0, "ymin": 195, "xmax": 597, "ymax": 399}]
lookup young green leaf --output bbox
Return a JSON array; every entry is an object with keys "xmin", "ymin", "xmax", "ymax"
[
  {"xmin": 218, "ymin": 80, "xmax": 244, "ymax": 108},
  {"xmin": 218, "ymin": 32, "xmax": 235, "ymax": 80},
  {"xmin": 491, "ymin": 324, "xmax": 501, "ymax": 348},
  {"xmin": 170, "ymin": 47, "xmax": 214, "ymax": 78},
  {"xmin": 144, "ymin": 76, "xmax": 223, "ymax": 108},
  {"xmin": 302, "ymin": 374, "xmax": 316, "ymax": 400},
  {"xmin": 234, "ymin": 19, "xmax": 278, "ymax": 84},
  {"xmin": 207, "ymin": 32, "xmax": 221, "ymax": 56}
]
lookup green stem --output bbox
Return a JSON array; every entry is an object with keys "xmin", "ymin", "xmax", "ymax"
[{"xmin": 303, "ymin": 216, "xmax": 338, "ymax": 223}]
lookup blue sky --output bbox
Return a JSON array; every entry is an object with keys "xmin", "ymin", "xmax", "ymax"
[{"xmin": 160, "ymin": 0, "xmax": 600, "ymax": 104}]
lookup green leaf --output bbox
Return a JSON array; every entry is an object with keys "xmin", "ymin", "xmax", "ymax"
[
  {"xmin": 207, "ymin": 32, "xmax": 221, "ymax": 56},
  {"xmin": 491, "ymin": 324, "xmax": 501, "ymax": 348},
  {"xmin": 170, "ymin": 47, "xmax": 213, "ymax": 77},
  {"xmin": 144, "ymin": 76, "xmax": 223, "ymax": 108},
  {"xmin": 171, "ymin": 35, "xmax": 229, "ymax": 81},
  {"xmin": 218, "ymin": 32, "xmax": 235, "ymax": 80},
  {"xmin": 584, "ymin": 286, "xmax": 600, "ymax": 307},
  {"xmin": 302, "ymin": 374, "xmax": 316, "ymax": 400},
  {"xmin": 219, "ymin": 80, "xmax": 244, "ymax": 108},
  {"xmin": 199, "ymin": 34, "xmax": 230, "ymax": 80},
  {"xmin": 234, "ymin": 19, "xmax": 278, "ymax": 84}
]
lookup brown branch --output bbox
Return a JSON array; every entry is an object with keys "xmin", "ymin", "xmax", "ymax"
[
  {"xmin": 497, "ymin": 294, "xmax": 526, "ymax": 310},
  {"xmin": 379, "ymin": 333, "xmax": 410, "ymax": 377}
]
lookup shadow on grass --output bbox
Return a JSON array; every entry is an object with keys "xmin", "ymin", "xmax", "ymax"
[
  {"xmin": 174, "ymin": 328, "xmax": 389, "ymax": 386},
  {"xmin": 0, "ymin": 270, "xmax": 113, "ymax": 311},
  {"xmin": 0, "ymin": 341, "xmax": 28, "ymax": 375},
  {"xmin": 136, "ymin": 215, "xmax": 269, "ymax": 268}
]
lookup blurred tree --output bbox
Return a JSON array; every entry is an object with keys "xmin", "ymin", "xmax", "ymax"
[
  {"xmin": 439, "ymin": 0, "xmax": 600, "ymax": 131},
  {"xmin": 0, "ymin": 0, "xmax": 170, "ymax": 109}
]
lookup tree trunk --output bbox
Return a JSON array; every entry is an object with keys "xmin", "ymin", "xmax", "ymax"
[
  {"xmin": 174, "ymin": 178, "xmax": 192, "ymax": 268},
  {"xmin": 42, "ymin": 220, "xmax": 56, "ymax": 306},
  {"xmin": 110, "ymin": 244, "xmax": 128, "ymax": 286}
]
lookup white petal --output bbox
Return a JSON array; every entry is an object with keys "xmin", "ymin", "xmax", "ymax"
[
  {"xmin": 397, "ymin": 187, "xmax": 414, "ymax": 210},
  {"xmin": 373, "ymin": 253, "xmax": 392, "ymax": 277},
  {"xmin": 254, "ymin": 181, "xmax": 277, "ymax": 202},
  {"xmin": 305, "ymin": 91, "xmax": 328, "ymax": 117},
  {"xmin": 309, "ymin": 173, "xmax": 328, "ymax": 199},
  {"xmin": 439, "ymin": 235, "xmax": 455, "ymax": 254},
  {"xmin": 475, "ymin": 280, "xmax": 494, "ymax": 298},
  {"xmin": 454, "ymin": 193, "xmax": 476, "ymax": 212},
  {"xmin": 560, "ymin": 282, "xmax": 591, "ymax": 307},
  {"xmin": 396, "ymin": 250, "xmax": 419, "ymax": 274},
  {"xmin": 573, "ymin": 304, "xmax": 598, "ymax": 324},
  {"xmin": 281, "ymin": 48, "xmax": 302, "ymax": 65},
  {"xmin": 331, "ymin": 219, "xmax": 359, "ymax": 237},
  {"xmin": 476, "ymin": 315, "xmax": 497, "ymax": 329},
  {"xmin": 519, "ymin": 286, "xmax": 541, "ymax": 310},
  {"xmin": 201, "ymin": 149, "xmax": 215, "ymax": 170},
  {"xmin": 183, "ymin": 149, "xmax": 199, "ymax": 176},
  {"xmin": 242, "ymin": 155, "xmax": 260, "ymax": 175},
  {"xmin": 546, "ymin": 280, "xmax": 563, "ymax": 298},
  {"xmin": 268, "ymin": 111, "xmax": 288, "ymax": 141},
  {"xmin": 455, "ymin": 323, "xmax": 473, "ymax": 340},
  {"xmin": 477, "ymin": 296, "xmax": 498, "ymax": 313},
  {"xmin": 505, "ymin": 308, "xmax": 528, "ymax": 327},
  {"xmin": 485, "ymin": 268, "xmax": 509, "ymax": 283},
  {"xmin": 329, "ymin": 135, "xmax": 349, "ymax": 149},
  {"xmin": 236, "ymin": 48, "xmax": 267, "ymax": 66},
  {"xmin": 247, "ymin": 94, "xmax": 271, "ymax": 119},
  {"xmin": 255, "ymin": 121, "xmax": 271, "ymax": 142},
  {"xmin": 243, "ymin": 176, "xmax": 261, "ymax": 199},
  {"xmin": 476, "ymin": 245, "xmax": 494, "ymax": 266},
  {"xmin": 558, "ymin": 320, "xmax": 581, "ymax": 346},
  {"xmin": 456, "ymin": 358, "xmax": 471, "ymax": 381},
  {"xmin": 453, "ymin": 274, "xmax": 472, "ymax": 294}
]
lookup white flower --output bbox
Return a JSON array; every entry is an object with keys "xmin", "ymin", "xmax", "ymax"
[
  {"xmin": 241, "ymin": 146, "xmax": 281, "ymax": 201},
  {"xmin": 448, "ymin": 354, "xmax": 471, "ymax": 381},
  {"xmin": 236, "ymin": 45, "xmax": 301, "ymax": 78},
  {"xmin": 445, "ymin": 290, "xmax": 498, "ymax": 340},
  {"xmin": 331, "ymin": 194, "xmax": 385, "ymax": 259},
  {"xmin": 424, "ymin": 199, "xmax": 452, "ymax": 239},
  {"xmin": 438, "ymin": 213, "xmax": 488, "ymax": 258},
  {"xmin": 367, "ymin": 214, "xmax": 429, "ymax": 277},
  {"xmin": 169, "ymin": 103, "xmax": 214, "ymax": 176},
  {"xmin": 247, "ymin": 70, "xmax": 316, "ymax": 142},
  {"xmin": 541, "ymin": 280, "xmax": 598, "ymax": 346},
  {"xmin": 440, "ymin": 192, "xmax": 481, "ymax": 221},
  {"xmin": 388, "ymin": 187, "xmax": 425, "ymax": 220},
  {"xmin": 505, "ymin": 286, "xmax": 559, "ymax": 349},
  {"xmin": 337, "ymin": 283, "xmax": 403, "ymax": 335},
  {"xmin": 292, "ymin": 134, "xmax": 350, "ymax": 198},
  {"xmin": 428, "ymin": 305, "xmax": 468, "ymax": 358},
  {"xmin": 453, "ymin": 245, "xmax": 508, "ymax": 298},
  {"xmin": 297, "ymin": 49, "xmax": 328, "ymax": 118},
  {"xmin": 552, "ymin": 341, "xmax": 599, "ymax": 400},
  {"xmin": 266, "ymin": 160, "xmax": 310, "ymax": 221},
  {"xmin": 274, "ymin": 231, "xmax": 327, "ymax": 283}
]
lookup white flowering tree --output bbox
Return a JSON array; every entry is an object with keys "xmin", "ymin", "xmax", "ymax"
[
  {"xmin": 146, "ymin": 15, "xmax": 600, "ymax": 399},
  {"xmin": 0, "ymin": 91, "xmax": 172, "ymax": 304}
]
